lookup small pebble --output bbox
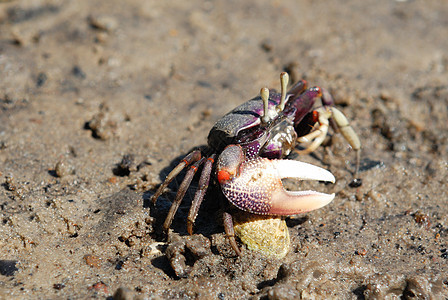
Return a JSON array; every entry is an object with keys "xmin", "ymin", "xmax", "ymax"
[
  {"xmin": 85, "ymin": 105, "xmax": 118, "ymax": 140},
  {"xmin": 268, "ymin": 284, "xmax": 300, "ymax": 300},
  {"xmin": 356, "ymin": 249, "xmax": 368, "ymax": 256},
  {"xmin": 83, "ymin": 254, "xmax": 101, "ymax": 268},
  {"xmin": 72, "ymin": 66, "xmax": 86, "ymax": 79},
  {"xmin": 88, "ymin": 15, "xmax": 118, "ymax": 32},
  {"xmin": 108, "ymin": 176, "xmax": 118, "ymax": 184},
  {"xmin": 349, "ymin": 178, "xmax": 362, "ymax": 188},
  {"xmin": 89, "ymin": 281, "xmax": 108, "ymax": 294},
  {"xmin": 413, "ymin": 211, "xmax": 431, "ymax": 229},
  {"xmin": 36, "ymin": 72, "xmax": 47, "ymax": 87},
  {"xmin": 4, "ymin": 174, "xmax": 16, "ymax": 191},
  {"xmin": 53, "ymin": 283, "xmax": 65, "ymax": 290},
  {"xmin": 55, "ymin": 160, "xmax": 75, "ymax": 177}
]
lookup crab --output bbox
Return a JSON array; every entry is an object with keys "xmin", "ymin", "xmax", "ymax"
[{"xmin": 151, "ymin": 72, "xmax": 361, "ymax": 256}]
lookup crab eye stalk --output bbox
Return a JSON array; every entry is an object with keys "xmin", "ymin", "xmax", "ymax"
[
  {"xmin": 277, "ymin": 72, "xmax": 289, "ymax": 112},
  {"xmin": 260, "ymin": 87, "xmax": 270, "ymax": 125}
]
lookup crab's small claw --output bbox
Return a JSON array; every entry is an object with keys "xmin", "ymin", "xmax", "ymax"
[{"xmin": 217, "ymin": 145, "xmax": 335, "ymax": 215}]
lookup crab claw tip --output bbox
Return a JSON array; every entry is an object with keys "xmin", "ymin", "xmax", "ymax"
[
  {"xmin": 265, "ymin": 160, "xmax": 335, "ymax": 215},
  {"xmin": 270, "ymin": 190, "xmax": 335, "ymax": 215},
  {"xmin": 272, "ymin": 159, "xmax": 335, "ymax": 183}
]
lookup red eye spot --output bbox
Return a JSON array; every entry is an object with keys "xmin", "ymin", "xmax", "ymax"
[
  {"xmin": 217, "ymin": 170, "xmax": 231, "ymax": 184},
  {"xmin": 312, "ymin": 110, "xmax": 319, "ymax": 123}
]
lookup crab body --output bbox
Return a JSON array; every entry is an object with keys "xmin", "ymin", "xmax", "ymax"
[
  {"xmin": 208, "ymin": 81, "xmax": 320, "ymax": 160},
  {"xmin": 151, "ymin": 72, "xmax": 361, "ymax": 257}
]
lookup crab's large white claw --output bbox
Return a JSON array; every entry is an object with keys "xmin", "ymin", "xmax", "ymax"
[
  {"xmin": 217, "ymin": 145, "xmax": 335, "ymax": 216},
  {"xmin": 269, "ymin": 160, "xmax": 335, "ymax": 215}
]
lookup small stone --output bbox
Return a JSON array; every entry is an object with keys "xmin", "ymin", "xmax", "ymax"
[
  {"xmin": 4, "ymin": 174, "xmax": 16, "ymax": 191},
  {"xmin": 268, "ymin": 284, "xmax": 300, "ymax": 300},
  {"xmin": 89, "ymin": 15, "xmax": 118, "ymax": 32},
  {"xmin": 349, "ymin": 178, "xmax": 363, "ymax": 188},
  {"xmin": 108, "ymin": 176, "xmax": 118, "ymax": 184},
  {"xmin": 355, "ymin": 248, "xmax": 368, "ymax": 256},
  {"xmin": 413, "ymin": 211, "xmax": 431, "ymax": 229},
  {"xmin": 36, "ymin": 72, "xmax": 47, "ymax": 87},
  {"xmin": 379, "ymin": 90, "xmax": 392, "ymax": 101},
  {"xmin": 85, "ymin": 104, "xmax": 118, "ymax": 140},
  {"xmin": 55, "ymin": 160, "xmax": 75, "ymax": 177},
  {"xmin": 89, "ymin": 281, "xmax": 108, "ymax": 294},
  {"xmin": 53, "ymin": 283, "xmax": 65, "ymax": 290},
  {"xmin": 72, "ymin": 66, "xmax": 86, "ymax": 79},
  {"xmin": 83, "ymin": 254, "xmax": 101, "ymax": 268}
]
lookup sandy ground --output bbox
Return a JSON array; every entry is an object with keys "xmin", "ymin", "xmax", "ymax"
[{"xmin": 0, "ymin": 0, "xmax": 447, "ymax": 299}]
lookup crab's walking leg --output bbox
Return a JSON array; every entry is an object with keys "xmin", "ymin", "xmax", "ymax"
[
  {"xmin": 151, "ymin": 150, "xmax": 202, "ymax": 205},
  {"xmin": 223, "ymin": 211, "xmax": 242, "ymax": 256},
  {"xmin": 162, "ymin": 158, "xmax": 205, "ymax": 232},
  {"xmin": 295, "ymin": 107, "xmax": 331, "ymax": 155},
  {"xmin": 187, "ymin": 154, "xmax": 216, "ymax": 235},
  {"xmin": 295, "ymin": 106, "xmax": 361, "ymax": 178}
]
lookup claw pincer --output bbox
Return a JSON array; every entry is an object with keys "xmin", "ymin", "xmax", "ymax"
[{"xmin": 217, "ymin": 145, "xmax": 335, "ymax": 216}]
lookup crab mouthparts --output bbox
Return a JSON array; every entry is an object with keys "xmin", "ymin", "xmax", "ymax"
[{"xmin": 219, "ymin": 157, "xmax": 336, "ymax": 216}]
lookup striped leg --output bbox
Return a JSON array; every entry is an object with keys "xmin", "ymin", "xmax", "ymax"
[
  {"xmin": 151, "ymin": 150, "xmax": 202, "ymax": 205},
  {"xmin": 187, "ymin": 154, "xmax": 216, "ymax": 235},
  {"xmin": 162, "ymin": 157, "xmax": 205, "ymax": 232}
]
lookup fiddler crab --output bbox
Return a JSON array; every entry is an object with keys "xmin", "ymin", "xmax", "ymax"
[{"xmin": 151, "ymin": 72, "xmax": 361, "ymax": 257}]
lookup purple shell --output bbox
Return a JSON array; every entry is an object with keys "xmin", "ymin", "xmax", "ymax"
[{"xmin": 207, "ymin": 90, "xmax": 283, "ymax": 153}]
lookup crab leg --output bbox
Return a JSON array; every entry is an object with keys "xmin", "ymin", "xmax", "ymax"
[
  {"xmin": 223, "ymin": 211, "xmax": 242, "ymax": 256},
  {"xmin": 295, "ymin": 107, "xmax": 331, "ymax": 154},
  {"xmin": 217, "ymin": 145, "xmax": 335, "ymax": 216},
  {"xmin": 295, "ymin": 106, "xmax": 361, "ymax": 178},
  {"xmin": 187, "ymin": 154, "xmax": 216, "ymax": 235},
  {"xmin": 151, "ymin": 150, "xmax": 202, "ymax": 205},
  {"xmin": 163, "ymin": 157, "xmax": 205, "ymax": 232}
]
